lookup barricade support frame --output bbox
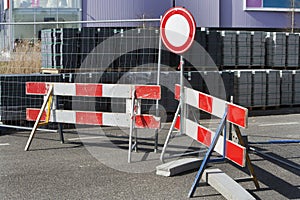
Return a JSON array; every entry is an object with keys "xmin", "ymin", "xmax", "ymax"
[{"xmin": 24, "ymin": 82, "xmax": 161, "ymax": 163}]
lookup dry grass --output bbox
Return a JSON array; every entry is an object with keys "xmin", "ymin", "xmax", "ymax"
[{"xmin": 0, "ymin": 40, "xmax": 41, "ymax": 74}]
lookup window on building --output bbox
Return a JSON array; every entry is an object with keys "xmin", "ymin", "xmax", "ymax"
[{"xmin": 245, "ymin": 0, "xmax": 300, "ymax": 11}]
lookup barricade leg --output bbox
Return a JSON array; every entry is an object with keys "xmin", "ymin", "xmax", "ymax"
[
  {"xmin": 134, "ymin": 128, "xmax": 138, "ymax": 152},
  {"xmin": 154, "ymin": 99, "xmax": 160, "ymax": 153},
  {"xmin": 154, "ymin": 129, "xmax": 158, "ymax": 153},
  {"xmin": 188, "ymin": 110, "xmax": 227, "ymax": 198},
  {"xmin": 58, "ymin": 123, "xmax": 64, "ymax": 144},
  {"xmin": 56, "ymin": 96, "xmax": 64, "ymax": 144},
  {"xmin": 128, "ymin": 90, "xmax": 136, "ymax": 163},
  {"xmin": 160, "ymin": 103, "xmax": 181, "ymax": 163},
  {"xmin": 25, "ymin": 85, "xmax": 53, "ymax": 151},
  {"xmin": 233, "ymin": 125, "xmax": 260, "ymax": 189}
]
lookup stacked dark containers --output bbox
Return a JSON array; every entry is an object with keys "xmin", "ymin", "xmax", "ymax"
[
  {"xmin": 41, "ymin": 28, "xmax": 81, "ymax": 70},
  {"xmin": 266, "ymin": 70, "xmax": 281, "ymax": 107},
  {"xmin": 183, "ymin": 28, "xmax": 207, "ymax": 68},
  {"xmin": 252, "ymin": 70, "xmax": 267, "ymax": 107},
  {"xmin": 286, "ymin": 33, "xmax": 300, "ymax": 68},
  {"xmin": 280, "ymin": 70, "xmax": 293, "ymax": 106},
  {"xmin": 41, "ymin": 28, "xmax": 300, "ymax": 71},
  {"xmin": 207, "ymin": 30, "xmax": 222, "ymax": 67},
  {"xmin": 134, "ymin": 28, "xmax": 160, "ymax": 68},
  {"xmin": 251, "ymin": 31, "xmax": 266, "ymax": 67},
  {"xmin": 233, "ymin": 70, "xmax": 252, "ymax": 107},
  {"xmin": 266, "ymin": 32, "xmax": 287, "ymax": 67},
  {"xmin": 293, "ymin": 70, "xmax": 300, "ymax": 105},
  {"xmin": 221, "ymin": 31, "xmax": 237, "ymax": 67},
  {"xmin": 62, "ymin": 28, "xmax": 81, "ymax": 69},
  {"xmin": 237, "ymin": 31, "xmax": 251, "ymax": 66},
  {"xmin": 0, "ymin": 74, "xmax": 62, "ymax": 125}
]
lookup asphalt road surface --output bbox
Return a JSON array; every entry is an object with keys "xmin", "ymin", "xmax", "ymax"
[{"xmin": 0, "ymin": 114, "xmax": 299, "ymax": 199}]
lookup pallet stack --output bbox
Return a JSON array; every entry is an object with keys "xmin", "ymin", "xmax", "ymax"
[
  {"xmin": 272, "ymin": 32, "xmax": 287, "ymax": 67},
  {"xmin": 237, "ymin": 31, "xmax": 251, "ymax": 66},
  {"xmin": 233, "ymin": 70, "xmax": 252, "ymax": 107},
  {"xmin": 286, "ymin": 33, "xmax": 299, "ymax": 68},
  {"xmin": 62, "ymin": 28, "xmax": 81, "ymax": 69},
  {"xmin": 184, "ymin": 28, "xmax": 207, "ymax": 67},
  {"xmin": 280, "ymin": 70, "xmax": 293, "ymax": 106},
  {"xmin": 252, "ymin": 71, "xmax": 267, "ymax": 107},
  {"xmin": 293, "ymin": 70, "xmax": 300, "ymax": 105},
  {"xmin": 222, "ymin": 31, "xmax": 237, "ymax": 67},
  {"xmin": 266, "ymin": 70, "xmax": 280, "ymax": 107},
  {"xmin": 251, "ymin": 31, "xmax": 266, "ymax": 67},
  {"xmin": 207, "ymin": 30, "xmax": 222, "ymax": 66}
]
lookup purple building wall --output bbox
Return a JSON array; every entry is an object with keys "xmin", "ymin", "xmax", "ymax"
[
  {"xmin": 176, "ymin": 0, "xmax": 220, "ymax": 27},
  {"xmin": 82, "ymin": 0, "xmax": 171, "ymax": 27},
  {"xmin": 175, "ymin": 0, "xmax": 300, "ymax": 29},
  {"xmin": 81, "ymin": 0, "xmax": 300, "ymax": 29},
  {"xmin": 222, "ymin": 0, "xmax": 300, "ymax": 29}
]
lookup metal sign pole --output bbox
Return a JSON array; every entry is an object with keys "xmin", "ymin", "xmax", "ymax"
[
  {"xmin": 180, "ymin": 55, "xmax": 185, "ymax": 135},
  {"xmin": 154, "ymin": 16, "xmax": 163, "ymax": 152}
]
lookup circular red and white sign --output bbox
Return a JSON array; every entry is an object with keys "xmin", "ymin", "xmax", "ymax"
[{"xmin": 160, "ymin": 7, "xmax": 196, "ymax": 54}]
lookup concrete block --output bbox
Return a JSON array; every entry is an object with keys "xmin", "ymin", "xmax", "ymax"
[
  {"xmin": 156, "ymin": 158, "xmax": 202, "ymax": 177},
  {"xmin": 202, "ymin": 168, "xmax": 255, "ymax": 200}
]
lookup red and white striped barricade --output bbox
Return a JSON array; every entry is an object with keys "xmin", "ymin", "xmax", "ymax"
[
  {"xmin": 25, "ymin": 82, "xmax": 161, "ymax": 163},
  {"xmin": 160, "ymin": 84, "xmax": 259, "ymax": 197}
]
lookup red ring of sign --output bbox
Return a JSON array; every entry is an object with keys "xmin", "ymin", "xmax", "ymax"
[{"xmin": 160, "ymin": 7, "xmax": 196, "ymax": 54}]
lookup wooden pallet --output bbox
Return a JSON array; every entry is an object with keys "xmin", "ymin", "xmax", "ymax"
[{"xmin": 41, "ymin": 68, "xmax": 75, "ymax": 74}]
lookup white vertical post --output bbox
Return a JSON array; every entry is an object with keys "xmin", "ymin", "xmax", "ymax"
[
  {"xmin": 154, "ymin": 16, "xmax": 162, "ymax": 152},
  {"xmin": 8, "ymin": 0, "xmax": 13, "ymax": 51},
  {"xmin": 180, "ymin": 55, "xmax": 185, "ymax": 135},
  {"xmin": 128, "ymin": 90, "xmax": 136, "ymax": 163}
]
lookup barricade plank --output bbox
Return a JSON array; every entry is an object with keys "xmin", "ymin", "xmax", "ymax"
[
  {"xmin": 175, "ymin": 84, "xmax": 248, "ymax": 128},
  {"xmin": 26, "ymin": 82, "xmax": 161, "ymax": 100},
  {"xmin": 26, "ymin": 108, "xmax": 160, "ymax": 129},
  {"xmin": 175, "ymin": 116, "xmax": 246, "ymax": 167}
]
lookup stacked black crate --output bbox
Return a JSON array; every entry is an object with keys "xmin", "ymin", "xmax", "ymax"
[
  {"xmin": 112, "ymin": 28, "xmax": 140, "ymax": 70},
  {"xmin": 233, "ymin": 70, "xmax": 252, "ymax": 107},
  {"xmin": 252, "ymin": 70, "xmax": 267, "ymax": 107},
  {"xmin": 41, "ymin": 29, "xmax": 53, "ymax": 69},
  {"xmin": 251, "ymin": 31, "xmax": 266, "ymax": 67},
  {"xmin": 265, "ymin": 32, "xmax": 274, "ymax": 67},
  {"xmin": 184, "ymin": 28, "xmax": 207, "ymax": 69},
  {"xmin": 114, "ymin": 28, "xmax": 127, "ymax": 69},
  {"xmin": 206, "ymin": 30, "xmax": 222, "ymax": 68},
  {"xmin": 0, "ymin": 74, "xmax": 61, "ymax": 125},
  {"xmin": 200, "ymin": 71, "xmax": 228, "ymax": 100},
  {"xmin": 280, "ymin": 70, "xmax": 293, "ymax": 106},
  {"xmin": 221, "ymin": 71, "xmax": 235, "ymax": 101},
  {"xmin": 121, "ymin": 28, "xmax": 139, "ymax": 68},
  {"xmin": 266, "ymin": 70, "xmax": 280, "ymax": 107},
  {"xmin": 293, "ymin": 70, "xmax": 300, "ymax": 105},
  {"xmin": 221, "ymin": 31, "xmax": 237, "ymax": 68},
  {"xmin": 271, "ymin": 32, "xmax": 287, "ymax": 68},
  {"xmin": 286, "ymin": 33, "xmax": 299, "ymax": 68},
  {"xmin": 62, "ymin": 28, "xmax": 81, "ymax": 69},
  {"xmin": 149, "ymin": 29, "xmax": 160, "ymax": 67},
  {"xmin": 160, "ymin": 71, "xmax": 180, "ymax": 113},
  {"xmin": 136, "ymin": 28, "xmax": 159, "ymax": 69},
  {"xmin": 81, "ymin": 27, "xmax": 102, "ymax": 69},
  {"xmin": 100, "ymin": 28, "xmax": 118, "ymax": 70},
  {"xmin": 237, "ymin": 31, "xmax": 251, "ymax": 67}
]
